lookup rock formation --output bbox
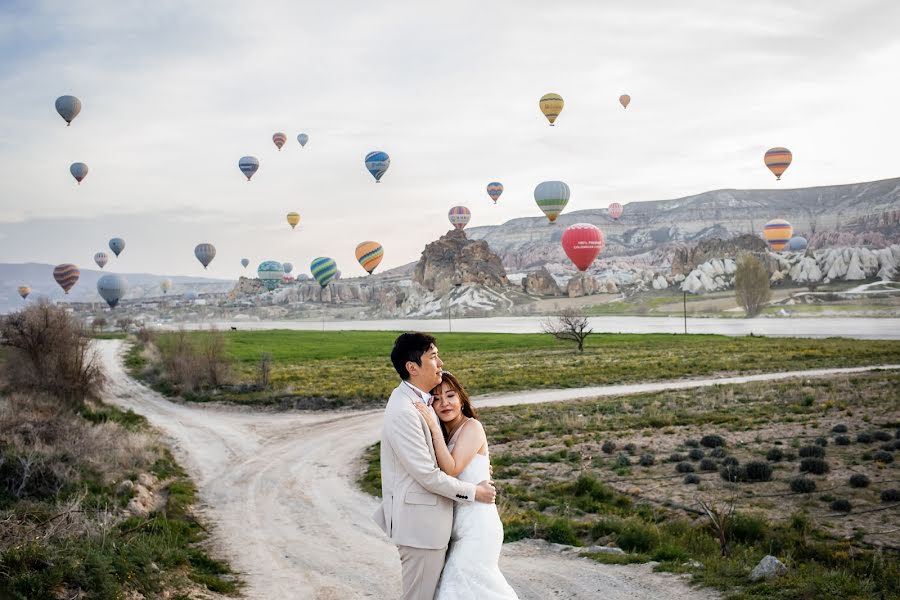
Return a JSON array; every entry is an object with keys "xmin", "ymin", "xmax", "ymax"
[
  {"xmin": 413, "ymin": 229, "xmax": 509, "ymax": 293},
  {"xmin": 567, "ymin": 272, "xmax": 600, "ymax": 297},
  {"xmin": 670, "ymin": 234, "xmax": 767, "ymax": 275},
  {"xmin": 522, "ymin": 267, "xmax": 562, "ymax": 296}
]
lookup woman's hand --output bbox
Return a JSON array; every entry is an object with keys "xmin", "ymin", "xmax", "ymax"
[{"xmin": 414, "ymin": 402, "xmax": 442, "ymax": 436}]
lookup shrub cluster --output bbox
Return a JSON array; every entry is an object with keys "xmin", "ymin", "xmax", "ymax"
[
  {"xmin": 873, "ymin": 431, "xmax": 892, "ymax": 442},
  {"xmin": 688, "ymin": 448, "xmax": 705, "ymax": 461},
  {"xmin": 615, "ymin": 453, "xmax": 631, "ymax": 468},
  {"xmin": 699, "ymin": 458, "xmax": 718, "ymax": 472},
  {"xmin": 743, "ymin": 461, "xmax": 773, "ymax": 482},
  {"xmin": 638, "ymin": 453, "xmax": 655, "ymax": 467},
  {"xmin": 799, "ymin": 457, "xmax": 830, "ymax": 475},
  {"xmin": 856, "ymin": 432, "xmax": 874, "ymax": 444},
  {"xmin": 675, "ymin": 462, "xmax": 695, "ymax": 473},
  {"xmin": 766, "ymin": 448, "xmax": 784, "ymax": 462},
  {"xmin": 683, "ymin": 474, "xmax": 700, "ymax": 485},
  {"xmin": 849, "ymin": 474, "xmax": 870, "ymax": 488},
  {"xmin": 684, "ymin": 439, "xmax": 700, "ymax": 448},
  {"xmin": 719, "ymin": 463, "xmax": 743, "ymax": 483},
  {"xmin": 798, "ymin": 445, "xmax": 826, "ymax": 458},
  {"xmin": 601, "ymin": 440, "xmax": 617, "ymax": 454},
  {"xmin": 700, "ymin": 434, "xmax": 726, "ymax": 448},
  {"xmin": 831, "ymin": 424, "xmax": 848, "ymax": 433},
  {"xmin": 623, "ymin": 443, "xmax": 638, "ymax": 456},
  {"xmin": 668, "ymin": 453, "xmax": 686, "ymax": 463},
  {"xmin": 710, "ymin": 447, "xmax": 728, "ymax": 458},
  {"xmin": 790, "ymin": 477, "xmax": 817, "ymax": 493},
  {"xmin": 814, "ymin": 436, "xmax": 828, "ymax": 447},
  {"xmin": 873, "ymin": 451, "xmax": 894, "ymax": 464},
  {"xmin": 830, "ymin": 499, "xmax": 852, "ymax": 512},
  {"xmin": 881, "ymin": 489, "xmax": 900, "ymax": 503},
  {"xmin": 834, "ymin": 435, "xmax": 851, "ymax": 446}
]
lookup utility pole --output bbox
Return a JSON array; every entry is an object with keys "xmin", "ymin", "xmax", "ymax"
[{"xmin": 683, "ymin": 291, "xmax": 688, "ymax": 334}]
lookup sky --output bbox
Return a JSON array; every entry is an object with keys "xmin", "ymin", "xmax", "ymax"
[{"xmin": 1, "ymin": 0, "xmax": 899, "ymax": 279}]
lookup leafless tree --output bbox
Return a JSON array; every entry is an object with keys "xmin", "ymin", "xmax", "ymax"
[
  {"xmin": 697, "ymin": 495, "xmax": 737, "ymax": 557},
  {"xmin": 734, "ymin": 254, "xmax": 772, "ymax": 317},
  {"xmin": 541, "ymin": 308, "xmax": 593, "ymax": 353},
  {"xmin": 256, "ymin": 353, "xmax": 273, "ymax": 390}
]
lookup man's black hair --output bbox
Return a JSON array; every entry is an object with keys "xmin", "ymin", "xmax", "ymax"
[{"xmin": 391, "ymin": 332, "xmax": 437, "ymax": 380}]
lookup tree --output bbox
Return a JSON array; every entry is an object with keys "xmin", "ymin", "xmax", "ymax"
[
  {"xmin": 541, "ymin": 308, "xmax": 593, "ymax": 352},
  {"xmin": 734, "ymin": 254, "xmax": 772, "ymax": 317},
  {"xmin": 91, "ymin": 316, "xmax": 108, "ymax": 332}
]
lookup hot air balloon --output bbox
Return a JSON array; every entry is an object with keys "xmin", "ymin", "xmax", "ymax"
[
  {"xmin": 55, "ymin": 95, "xmax": 82, "ymax": 126},
  {"xmin": 282, "ymin": 262, "xmax": 294, "ymax": 275},
  {"xmin": 273, "ymin": 132, "xmax": 287, "ymax": 150},
  {"xmin": 257, "ymin": 260, "xmax": 284, "ymax": 291},
  {"xmin": 241, "ymin": 258, "xmax": 250, "ymax": 268},
  {"xmin": 608, "ymin": 202, "xmax": 623, "ymax": 221},
  {"xmin": 562, "ymin": 224, "xmax": 605, "ymax": 272},
  {"xmin": 239, "ymin": 156, "xmax": 259, "ymax": 181},
  {"xmin": 184, "ymin": 290, "xmax": 199, "ymax": 301},
  {"xmin": 194, "ymin": 243, "xmax": 216, "ymax": 269},
  {"xmin": 534, "ymin": 181, "xmax": 570, "ymax": 223},
  {"xmin": 539, "ymin": 93, "xmax": 564, "ymax": 125},
  {"xmin": 297, "ymin": 133, "xmax": 309, "ymax": 147},
  {"xmin": 70, "ymin": 162, "xmax": 88, "ymax": 184},
  {"xmin": 764, "ymin": 147, "xmax": 792, "ymax": 180},
  {"xmin": 311, "ymin": 257, "xmax": 337, "ymax": 288},
  {"xmin": 94, "ymin": 252, "xmax": 108, "ymax": 269},
  {"xmin": 17, "ymin": 285, "xmax": 30, "ymax": 300},
  {"xmin": 788, "ymin": 236, "xmax": 808, "ymax": 252},
  {"xmin": 287, "ymin": 212, "xmax": 300, "ymax": 229},
  {"xmin": 486, "ymin": 182, "xmax": 503, "ymax": 204},
  {"xmin": 365, "ymin": 151, "xmax": 390, "ymax": 182},
  {"xmin": 448, "ymin": 206, "xmax": 471, "ymax": 230},
  {"xmin": 763, "ymin": 219, "xmax": 793, "ymax": 251},
  {"xmin": 355, "ymin": 241, "xmax": 384, "ymax": 274},
  {"xmin": 619, "ymin": 94, "xmax": 631, "ymax": 109},
  {"xmin": 97, "ymin": 274, "xmax": 127, "ymax": 308},
  {"xmin": 53, "ymin": 264, "xmax": 80, "ymax": 294},
  {"xmin": 108, "ymin": 237, "xmax": 125, "ymax": 257},
  {"xmin": 160, "ymin": 279, "xmax": 173, "ymax": 294}
]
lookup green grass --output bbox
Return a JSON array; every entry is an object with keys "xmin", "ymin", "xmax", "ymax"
[{"xmin": 139, "ymin": 330, "xmax": 900, "ymax": 408}]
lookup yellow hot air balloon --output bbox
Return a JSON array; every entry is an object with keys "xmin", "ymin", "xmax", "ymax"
[
  {"xmin": 539, "ymin": 93, "xmax": 564, "ymax": 126},
  {"xmin": 764, "ymin": 147, "xmax": 792, "ymax": 180},
  {"xmin": 355, "ymin": 241, "xmax": 384, "ymax": 274},
  {"xmin": 763, "ymin": 219, "xmax": 793, "ymax": 251},
  {"xmin": 17, "ymin": 285, "xmax": 31, "ymax": 300},
  {"xmin": 287, "ymin": 212, "xmax": 300, "ymax": 230},
  {"xmin": 619, "ymin": 94, "xmax": 631, "ymax": 109}
]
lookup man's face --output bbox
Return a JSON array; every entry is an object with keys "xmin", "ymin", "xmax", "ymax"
[{"xmin": 410, "ymin": 344, "xmax": 443, "ymax": 389}]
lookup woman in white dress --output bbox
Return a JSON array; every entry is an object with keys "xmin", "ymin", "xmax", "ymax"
[{"xmin": 414, "ymin": 371, "xmax": 519, "ymax": 600}]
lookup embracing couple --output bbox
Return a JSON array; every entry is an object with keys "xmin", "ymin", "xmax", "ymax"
[{"xmin": 373, "ymin": 332, "xmax": 519, "ymax": 599}]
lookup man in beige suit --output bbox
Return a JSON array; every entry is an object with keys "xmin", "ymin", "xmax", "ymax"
[{"xmin": 373, "ymin": 332, "xmax": 496, "ymax": 600}]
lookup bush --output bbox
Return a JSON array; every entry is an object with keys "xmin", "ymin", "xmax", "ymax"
[
  {"xmin": 766, "ymin": 448, "xmax": 784, "ymax": 462},
  {"xmin": 683, "ymin": 474, "xmax": 700, "ymax": 485},
  {"xmin": 617, "ymin": 521, "xmax": 660, "ymax": 553},
  {"xmin": 743, "ymin": 461, "xmax": 773, "ymax": 482},
  {"xmin": 722, "ymin": 456, "xmax": 740, "ymax": 467},
  {"xmin": 731, "ymin": 513, "xmax": 767, "ymax": 543},
  {"xmin": 881, "ymin": 443, "xmax": 896, "ymax": 452},
  {"xmin": 668, "ymin": 453, "xmax": 686, "ymax": 463},
  {"xmin": 873, "ymin": 431, "xmax": 892, "ymax": 442},
  {"xmin": 699, "ymin": 458, "xmax": 718, "ymax": 472},
  {"xmin": 710, "ymin": 447, "xmax": 728, "ymax": 458},
  {"xmin": 601, "ymin": 440, "xmax": 617, "ymax": 454},
  {"xmin": 676, "ymin": 462, "xmax": 695, "ymax": 473},
  {"xmin": 734, "ymin": 254, "xmax": 772, "ymax": 317},
  {"xmin": 815, "ymin": 436, "xmax": 828, "ymax": 447},
  {"xmin": 799, "ymin": 457, "xmax": 830, "ymax": 475},
  {"xmin": 688, "ymin": 448, "xmax": 705, "ymax": 461},
  {"xmin": 790, "ymin": 477, "xmax": 817, "ymax": 493},
  {"xmin": 684, "ymin": 439, "xmax": 700, "ymax": 448},
  {"xmin": 701, "ymin": 434, "xmax": 726, "ymax": 448},
  {"xmin": 720, "ymin": 464, "xmax": 744, "ymax": 483},
  {"xmin": 0, "ymin": 303, "xmax": 106, "ymax": 406},
  {"xmin": 830, "ymin": 499, "xmax": 852, "ymax": 512},
  {"xmin": 623, "ymin": 443, "xmax": 637, "ymax": 456},
  {"xmin": 615, "ymin": 453, "xmax": 631, "ymax": 468},
  {"xmin": 831, "ymin": 424, "xmax": 848, "ymax": 433},
  {"xmin": 798, "ymin": 445, "xmax": 826, "ymax": 458},
  {"xmin": 881, "ymin": 489, "xmax": 900, "ymax": 503},
  {"xmin": 894, "ymin": 440, "xmax": 900, "ymax": 450},
  {"xmin": 834, "ymin": 435, "xmax": 851, "ymax": 446},
  {"xmin": 638, "ymin": 454, "xmax": 655, "ymax": 467},
  {"xmin": 873, "ymin": 451, "xmax": 894, "ymax": 464},
  {"xmin": 544, "ymin": 518, "xmax": 579, "ymax": 545},
  {"xmin": 849, "ymin": 474, "xmax": 870, "ymax": 488},
  {"xmin": 856, "ymin": 432, "xmax": 874, "ymax": 444}
]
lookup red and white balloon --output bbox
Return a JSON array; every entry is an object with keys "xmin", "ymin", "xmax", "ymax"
[
  {"xmin": 561, "ymin": 223, "xmax": 604, "ymax": 271},
  {"xmin": 608, "ymin": 202, "xmax": 623, "ymax": 221}
]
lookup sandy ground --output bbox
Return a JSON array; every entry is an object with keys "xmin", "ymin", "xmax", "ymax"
[{"xmin": 97, "ymin": 341, "xmax": 894, "ymax": 599}]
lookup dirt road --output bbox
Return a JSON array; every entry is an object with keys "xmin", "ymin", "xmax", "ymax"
[{"xmin": 100, "ymin": 340, "xmax": 894, "ymax": 599}]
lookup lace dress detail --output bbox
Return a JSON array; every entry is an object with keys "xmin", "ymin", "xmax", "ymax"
[{"xmin": 435, "ymin": 420, "xmax": 518, "ymax": 599}]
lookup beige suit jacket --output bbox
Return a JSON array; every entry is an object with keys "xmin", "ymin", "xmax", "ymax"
[{"xmin": 372, "ymin": 382, "xmax": 477, "ymax": 549}]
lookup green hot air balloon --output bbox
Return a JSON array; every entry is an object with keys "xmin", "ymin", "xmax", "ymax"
[
  {"xmin": 257, "ymin": 261, "xmax": 284, "ymax": 291},
  {"xmin": 311, "ymin": 257, "xmax": 337, "ymax": 288}
]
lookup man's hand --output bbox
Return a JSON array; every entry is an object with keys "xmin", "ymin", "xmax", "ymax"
[{"xmin": 475, "ymin": 480, "xmax": 496, "ymax": 504}]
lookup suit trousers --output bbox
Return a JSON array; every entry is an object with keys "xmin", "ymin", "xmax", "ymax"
[{"xmin": 398, "ymin": 545, "xmax": 447, "ymax": 600}]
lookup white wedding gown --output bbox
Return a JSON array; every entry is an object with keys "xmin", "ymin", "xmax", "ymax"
[{"xmin": 435, "ymin": 422, "xmax": 518, "ymax": 599}]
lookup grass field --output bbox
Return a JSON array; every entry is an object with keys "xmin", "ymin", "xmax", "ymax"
[
  {"xmin": 359, "ymin": 370, "xmax": 900, "ymax": 599},
  {"xmin": 136, "ymin": 329, "xmax": 900, "ymax": 408}
]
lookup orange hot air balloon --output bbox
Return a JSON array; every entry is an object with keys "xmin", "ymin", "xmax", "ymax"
[
  {"xmin": 764, "ymin": 147, "xmax": 792, "ymax": 180},
  {"xmin": 53, "ymin": 264, "xmax": 80, "ymax": 294},
  {"xmin": 619, "ymin": 94, "xmax": 631, "ymax": 109},
  {"xmin": 273, "ymin": 132, "xmax": 287, "ymax": 150},
  {"xmin": 355, "ymin": 241, "xmax": 384, "ymax": 274},
  {"xmin": 763, "ymin": 219, "xmax": 793, "ymax": 251}
]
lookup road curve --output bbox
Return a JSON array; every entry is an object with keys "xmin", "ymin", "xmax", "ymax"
[{"xmin": 98, "ymin": 343, "xmax": 898, "ymax": 598}]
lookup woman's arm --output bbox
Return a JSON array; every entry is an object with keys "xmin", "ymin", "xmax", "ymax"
[{"xmin": 414, "ymin": 404, "xmax": 485, "ymax": 477}]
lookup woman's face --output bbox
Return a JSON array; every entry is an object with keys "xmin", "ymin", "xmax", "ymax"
[{"xmin": 431, "ymin": 381, "xmax": 462, "ymax": 423}]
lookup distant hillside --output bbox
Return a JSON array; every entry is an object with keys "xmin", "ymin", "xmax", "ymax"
[
  {"xmin": 467, "ymin": 177, "xmax": 900, "ymax": 270},
  {"xmin": 0, "ymin": 263, "xmax": 233, "ymax": 313}
]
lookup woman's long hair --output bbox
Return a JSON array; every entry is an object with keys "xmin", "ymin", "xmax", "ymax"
[{"xmin": 431, "ymin": 371, "xmax": 478, "ymax": 441}]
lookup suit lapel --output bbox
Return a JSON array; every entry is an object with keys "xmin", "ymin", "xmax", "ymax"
[{"xmin": 396, "ymin": 383, "xmax": 438, "ymax": 462}]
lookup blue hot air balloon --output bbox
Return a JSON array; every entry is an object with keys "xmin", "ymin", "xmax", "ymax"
[
  {"xmin": 364, "ymin": 151, "xmax": 390, "ymax": 183},
  {"xmin": 55, "ymin": 95, "xmax": 82, "ymax": 126},
  {"xmin": 195, "ymin": 243, "xmax": 216, "ymax": 269},
  {"xmin": 109, "ymin": 237, "xmax": 125, "ymax": 257},
  {"xmin": 788, "ymin": 236, "xmax": 808, "ymax": 252},
  {"xmin": 97, "ymin": 274, "xmax": 127, "ymax": 308},
  {"xmin": 70, "ymin": 162, "xmax": 89, "ymax": 184},
  {"xmin": 282, "ymin": 262, "xmax": 294, "ymax": 275},
  {"xmin": 238, "ymin": 156, "xmax": 259, "ymax": 181},
  {"xmin": 311, "ymin": 257, "xmax": 337, "ymax": 287},
  {"xmin": 297, "ymin": 133, "xmax": 309, "ymax": 147},
  {"xmin": 241, "ymin": 258, "xmax": 250, "ymax": 268},
  {"xmin": 257, "ymin": 260, "xmax": 284, "ymax": 291}
]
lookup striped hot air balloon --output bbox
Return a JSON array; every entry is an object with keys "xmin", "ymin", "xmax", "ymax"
[
  {"xmin": 539, "ymin": 93, "xmax": 564, "ymax": 125},
  {"xmin": 94, "ymin": 252, "xmax": 108, "ymax": 269},
  {"xmin": 608, "ymin": 202, "xmax": 623, "ymax": 221},
  {"xmin": 238, "ymin": 156, "xmax": 259, "ymax": 181},
  {"xmin": 763, "ymin": 219, "xmax": 793, "ymax": 251},
  {"xmin": 619, "ymin": 94, "xmax": 631, "ymax": 109},
  {"xmin": 17, "ymin": 285, "xmax": 30, "ymax": 300},
  {"xmin": 355, "ymin": 241, "xmax": 384, "ymax": 274},
  {"xmin": 97, "ymin": 274, "xmax": 127, "ymax": 308},
  {"xmin": 53, "ymin": 264, "xmax": 80, "ymax": 294},
  {"xmin": 365, "ymin": 151, "xmax": 390, "ymax": 182},
  {"xmin": 534, "ymin": 181, "xmax": 570, "ymax": 223},
  {"xmin": 311, "ymin": 257, "xmax": 337, "ymax": 288},
  {"xmin": 764, "ymin": 147, "xmax": 792, "ymax": 180},
  {"xmin": 55, "ymin": 95, "xmax": 82, "ymax": 126},
  {"xmin": 194, "ymin": 243, "xmax": 216, "ymax": 269},
  {"xmin": 272, "ymin": 132, "xmax": 287, "ymax": 150},
  {"xmin": 448, "ymin": 206, "xmax": 471, "ymax": 230},
  {"xmin": 562, "ymin": 223, "xmax": 605, "ymax": 272},
  {"xmin": 257, "ymin": 261, "xmax": 284, "ymax": 291},
  {"xmin": 486, "ymin": 182, "xmax": 503, "ymax": 204},
  {"xmin": 287, "ymin": 212, "xmax": 300, "ymax": 229},
  {"xmin": 70, "ymin": 162, "xmax": 88, "ymax": 184}
]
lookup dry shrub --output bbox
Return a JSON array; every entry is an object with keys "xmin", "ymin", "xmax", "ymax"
[
  {"xmin": 0, "ymin": 302, "xmax": 105, "ymax": 407},
  {"xmin": 734, "ymin": 254, "xmax": 771, "ymax": 317},
  {"xmin": 157, "ymin": 327, "xmax": 232, "ymax": 393}
]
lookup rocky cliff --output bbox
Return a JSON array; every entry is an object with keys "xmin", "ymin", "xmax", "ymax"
[{"xmin": 413, "ymin": 229, "xmax": 509, "ymax": 293}]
